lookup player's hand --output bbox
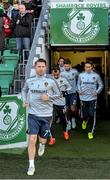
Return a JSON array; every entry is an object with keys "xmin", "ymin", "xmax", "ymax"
[
  {"xmin": 62, "ymin": 91, "xmax": 68, "ymax": 97},
  {"xmin": 79, "ymin": 91, "xmax": 84, "ymax": 95},
  {"xmin": 41, "ymin": 94, "xmax": 49, "ymax": 101},
  {"xmin": 107, "ymin": 90, "xmax": 110, "ymax": 95},
  {"xmin": 93, "ymin": 92, "xmax": 97, "ymax": 96},
  {"xmin": 22, "ymin": 102, "xmax": 28, "ymax": 108},
  {"xmin": 16, "ymin": 20, "xmax": 20, "ymax": 24},
  {"xmin": 4, "ymin": 25, "xmax": 9, "ymax": 28}
]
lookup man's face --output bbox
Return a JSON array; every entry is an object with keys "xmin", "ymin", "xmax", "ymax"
[
  {"xmin": 19, "ymin": 5, "xmax": 26, "ymax": 14},
  {"xmin": 52, "ymin": 70, "xmax": 60, "ymax": 79},
  {"xmin": 59, "ymin": 58, "xmax": 64, "ymax": 67},
  {"xmin": 35, "ymin": 62, "xmax": 46, "ymax": 76},
  {"xmin": 13, "ymin": 4, "xmax": 19, "ymax": 10},
  {"xmin": 64, "ymin": 64, "xmax": 71, "ymax": 71},
  {"xmin": 85, "ymin": 63, "xmax": 93, "ymax": 73}
]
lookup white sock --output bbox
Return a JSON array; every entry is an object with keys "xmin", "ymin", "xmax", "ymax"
[
  {"xmin": 39, "ymin": 143, "xmax": 45, "ymax": 146},
  {"xmin": 29, "ymin": 160, "xmax": 34, "ymax": 168}
]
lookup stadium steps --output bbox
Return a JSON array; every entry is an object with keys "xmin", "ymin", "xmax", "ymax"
[{"xmin": 25, "ymin": 0, "xmax": 49, "ymax": 79}]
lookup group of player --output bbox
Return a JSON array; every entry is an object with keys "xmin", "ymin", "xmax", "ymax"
[{"xmin": 21, "ymin": 57, "xmax": 103, "ymax": 175}]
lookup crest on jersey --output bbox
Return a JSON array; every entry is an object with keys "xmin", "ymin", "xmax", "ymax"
[
  {"xmin": 62, "ymin": 9, "xmax": 100, "ymax": 43},
  {"xmin": 44, "ymin": 82, "xmax": 48, "ymax": 87},
  {"xmin": 60, "ymin": 80, "xmax": 63, "ymax": 84},
  {"xmin": 37, "ymin": 84, "xmax": 40, "ymax": 88}
]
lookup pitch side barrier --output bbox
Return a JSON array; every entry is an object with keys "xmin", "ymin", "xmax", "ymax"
[{"xmin": 0, "ymin": 94, "xmax": 27, "ymax": 150}]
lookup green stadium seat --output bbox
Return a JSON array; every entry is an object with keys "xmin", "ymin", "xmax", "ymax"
[
  {"xmin": 0, "ymin": 63, "xmax": 15, "ymax": 73},
  {"xmin": 3, "ymin": 49, "xmax": 19, "ymax": 57},
  {"xmin": 5, "ymin": 38, "xmax": 16, "ymax": 49},
  {"xmin": 0, "ymin": 79, "xmax": 10, "ymax": 95},
  {"xmin": 4, "ymin": 60, "xmax": 18, "ymax": 68},
  {"xmin": 0, "ymin": 64, "xmax": 15, "ymax": 84},
  {"xmin": 3, "ymin": 50, "xmax": 20, "ymax": 68},
  {"xmin": 8, "ymin": 38, "xmax": 16, "ymax": 49}
]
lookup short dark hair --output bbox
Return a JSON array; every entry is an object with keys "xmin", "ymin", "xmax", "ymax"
[
  {"xmin": 13, "ymin": 1, "xmax": 19, "ymax": 5},
  {"xmin": 85, "ymin": 61, "xmax": 93, "ymax": 66},
  {"xmin": 64, "ymin": 58, "xmax": 71, "ymax": 65},
  {"xmin": 52, "ymin": 65, "xmax": 60, "ymax": 72},
  {"xmin": 58, "ymin": 57, "xmax": 64, "ymax": 61},
  {"xmin": 35, "ymin": 58, "xmax": 47, "ymax": 65}
]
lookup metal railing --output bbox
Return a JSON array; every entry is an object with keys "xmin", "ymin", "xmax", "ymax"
[
  {"xmin": 31, "ymin": 18, "xmax": 39, "ymax": 42},
  {"xmin": 25, "ymin": 0, "xmax": 48, "ymax": 79}
]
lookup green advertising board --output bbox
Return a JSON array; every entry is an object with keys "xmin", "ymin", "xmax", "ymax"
[
  {"xmin": 0, "ymin": 95, "xmax": 27, "ymax": 149},
  {"xmin": 50, "ymin": 1, "xmax": 109, "ymax": 45}
]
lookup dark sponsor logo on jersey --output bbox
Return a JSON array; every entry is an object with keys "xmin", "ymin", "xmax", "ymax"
[
  {"xmin": 44, "ymin": 82, "xmax": 48, "ymax": 87},
  {"xmin": 70, "ymin": 78, "xmax": 74, "ymax": 81},
  {"xmin": 83, "ymin": 82, "xmax": 95, "ymax": 85},
  {"xmin": 60, "ymin": 80, "xmax": 63, "ymax": 84},
  {"xmin": 31, "ymin": 90, "xmax": 46, "ymax": 93},
  {"xmin": 93, "ymin": 77, "xmax": 96, "ymax": 80}
]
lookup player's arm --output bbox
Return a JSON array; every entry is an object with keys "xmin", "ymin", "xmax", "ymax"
[
  {"xmin": 95, "ymin": 75, "xmax": 104, "ymax": 94},
  {"xmin": 65, "ymin": 78, "xmax": 72, "ymax": 91},
  {"xmin": 75, "ymin": 70, "xmax": 79, "ymax": 91},
  {"xmin": 62, "ymin": 78, "xmax": 72, "ymax": 97},
  {"xmin": 48, "ymin": 80, "xmax": 61, "ymax": 100},
  {"xmin": 77, "ymin": 75, "xmax": 83, "ymax": 95}
]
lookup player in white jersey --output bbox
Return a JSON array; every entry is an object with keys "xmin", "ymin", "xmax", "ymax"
[
  {"xmin": 48, "ymin": 66, "xmax": 72, "ymax": 145},
  {"xmin": 61, "ymin": 59, "xmax": 79, "ymax": 131},
  {"xmin": 57, "ymin": 57, "xmax": 65, "ymax": 72},
  {"xmin": 77, "ymin": 62, "xmax": 103, "ymax": 139},
  {"xmin": 22, "ymin": 59, "xmax": 60, "ymax": 175}
]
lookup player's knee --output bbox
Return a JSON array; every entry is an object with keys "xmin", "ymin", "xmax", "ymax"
[{"xmin": 29, "ymin": 135, "xmax": 37, "ymax": 145}]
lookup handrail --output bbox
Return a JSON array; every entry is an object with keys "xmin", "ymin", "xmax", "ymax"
[{"xmin": 25, "ymin": 0, "xmax": 48, "ymax": 79}]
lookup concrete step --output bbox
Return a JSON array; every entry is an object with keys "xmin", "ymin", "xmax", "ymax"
[
  {"xmin": 30, "ymin": 68, "xmax": 36, "ymax": 77},
  {"xmin": 42, "ymin": 21, "xmax": 48, "ymax": 28},
  {"xmin": 36, "ymin": 46, "xmax": 42, "ymax": 54}
]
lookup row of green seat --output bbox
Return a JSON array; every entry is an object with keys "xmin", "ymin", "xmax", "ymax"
[
  {"xmin": 3, "ymin": 49, "xmax": 20, "ymax": 68},
  {"xmin": 5, "ymin": 38, "xmax": 16, "ymax": 49},
  {"xmin": 0, "ymin": 48, "xmax": 20, "ymax": 95},
  {"xmin": 0, "ymin": 64, "xmax": 14, "ymax": 95}
]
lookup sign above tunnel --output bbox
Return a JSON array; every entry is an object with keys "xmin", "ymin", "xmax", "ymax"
[{"xmin": 50, "ymin": 1, "xmax": 109, "ymax": 46}]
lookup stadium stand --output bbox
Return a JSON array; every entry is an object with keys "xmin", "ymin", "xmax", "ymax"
[
  {"xmin": 25, "ymin": 0, "xmax": 49, "ymax": 79},
  {"xmin": 0, "ymin": 0, "xmax": 43, "ymax": 95}
]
